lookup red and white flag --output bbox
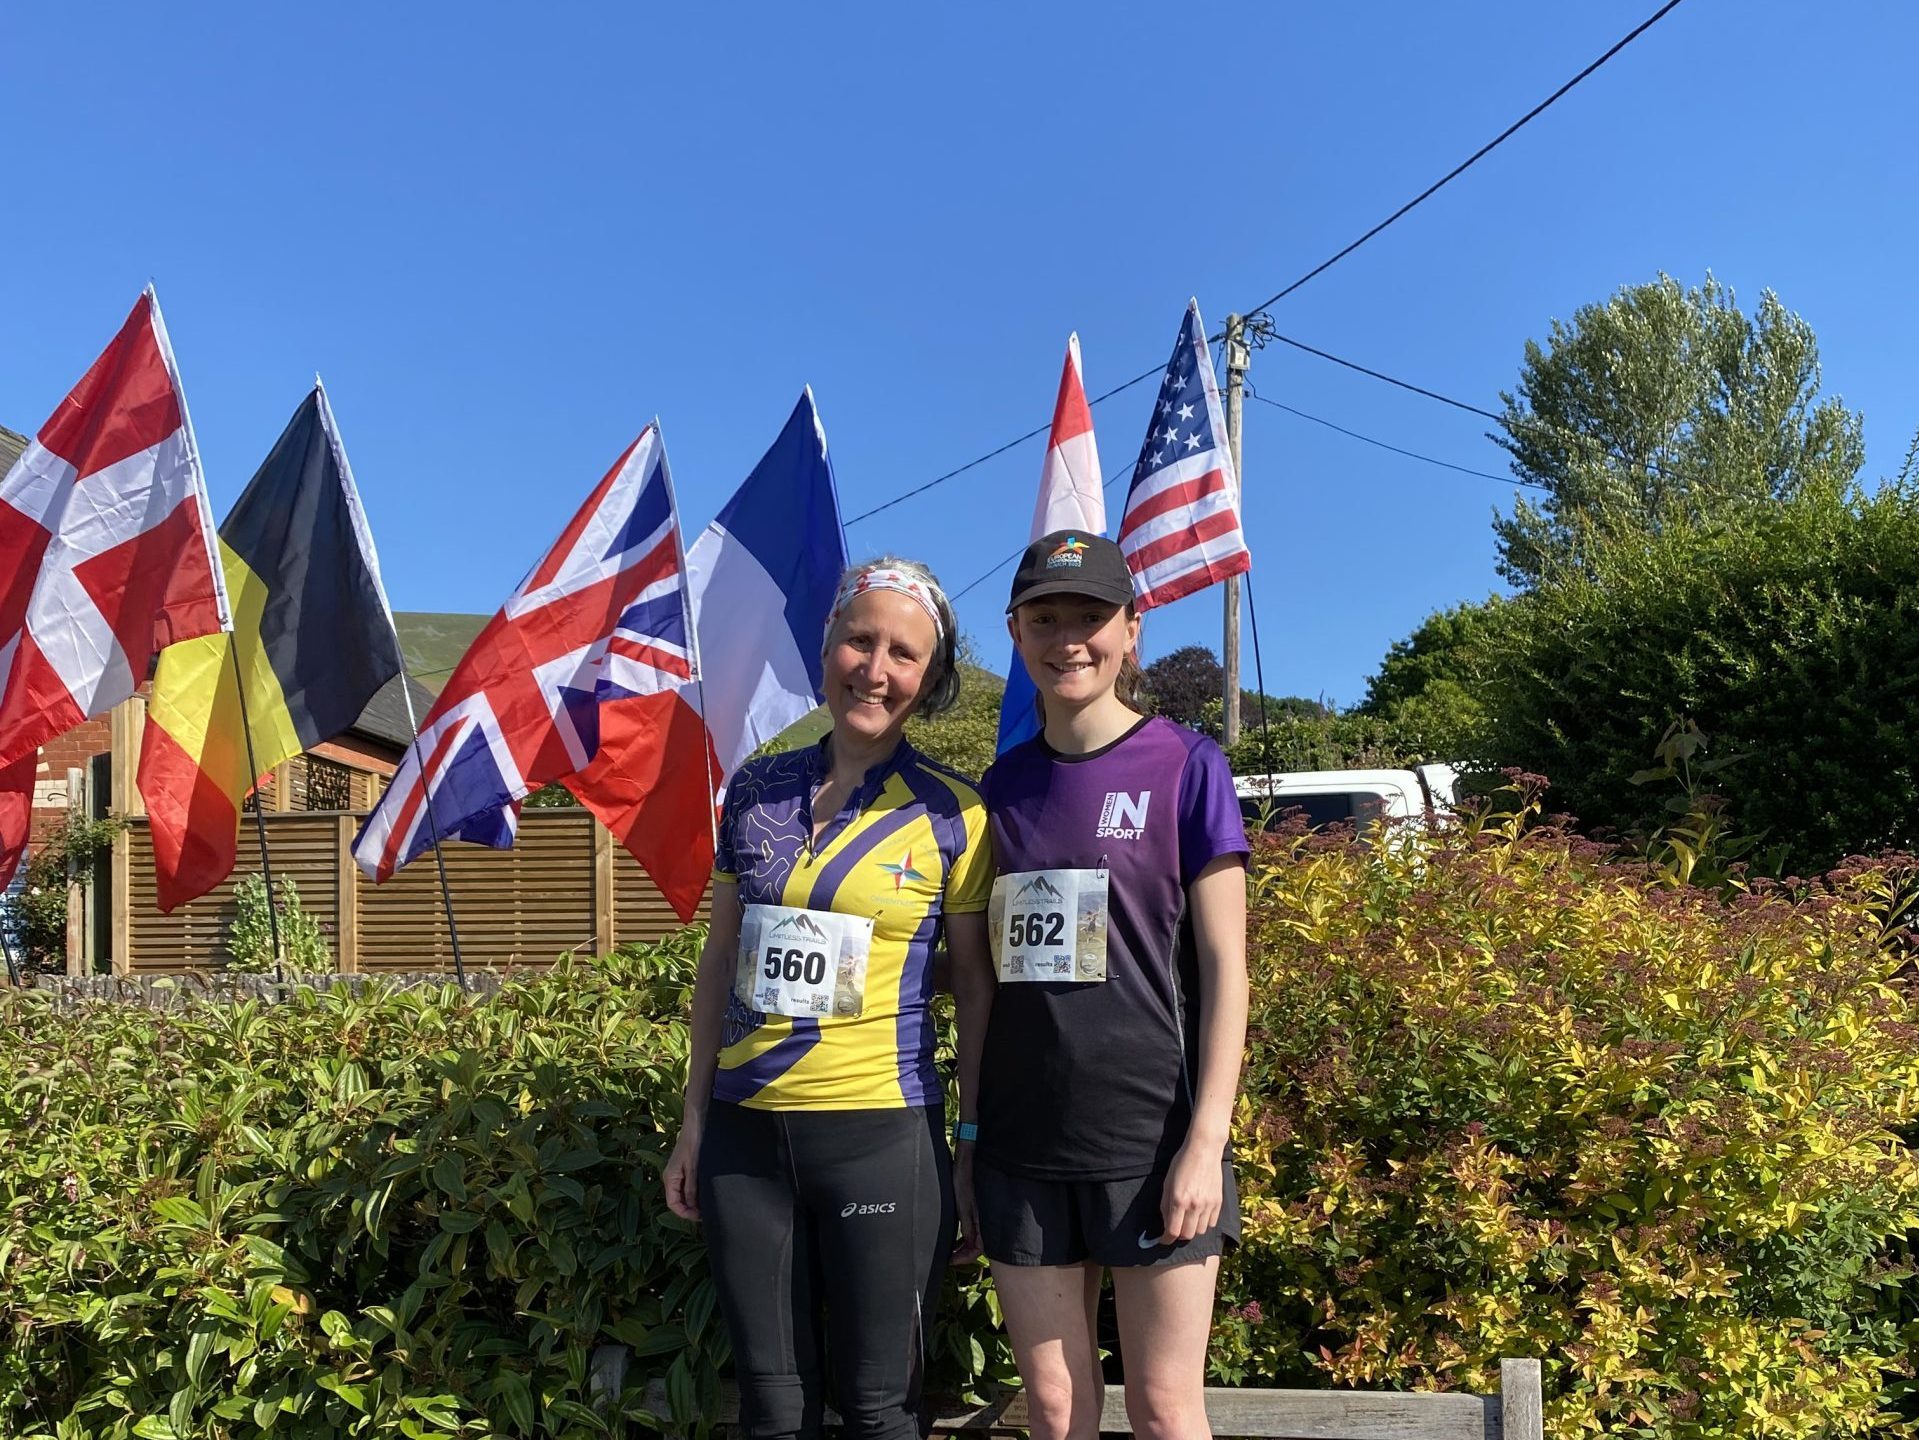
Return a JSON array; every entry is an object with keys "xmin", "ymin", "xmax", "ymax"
[
  {"xmin": 1119, "ymin": 298, "xmax": 1250, "ymax": 610},
  {"xmin": 0, "ymin": 754, "xmax": 30, "ymax": 892},
  {"xmin": 1030, "ymin": 334, "xmax": 1105, "ymax": 537},
  {"xmin": 997, "ymin": 334, "xmax": 1107, "ymax": 752},
  {"xmin": 0, "ymin": 289, "xmax": 230, "ymax": 769}
]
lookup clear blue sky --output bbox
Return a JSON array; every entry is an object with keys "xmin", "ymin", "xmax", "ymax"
[{"xmin": 4, "ymin": 2, "xmax": 1915, "ymax": 706}]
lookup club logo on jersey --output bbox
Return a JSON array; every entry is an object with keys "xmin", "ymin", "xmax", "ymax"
[
  {"xmin": 875, "ymin": 849, "xmax": 930, "ymax": 892},
  {"xmin": 1046, "ymin": 536, "xmax": 1089, "ymax": 568},
  {"xmin": 770, "ymin": 912, "xmax": 830, "ymax": 941},
  {"xmin": 1097, "ymin": 790, "xmax": 1152, "ymax": 840}
]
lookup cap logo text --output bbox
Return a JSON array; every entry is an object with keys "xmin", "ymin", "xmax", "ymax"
[{"xmin": 1046, "ymin": 536, "xmax": 1090, "ymax": 569}]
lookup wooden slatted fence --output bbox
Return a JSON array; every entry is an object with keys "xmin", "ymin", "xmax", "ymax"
[{"xmin": 111, "ymin": 808, "xmax": 706, "ymax": 974}]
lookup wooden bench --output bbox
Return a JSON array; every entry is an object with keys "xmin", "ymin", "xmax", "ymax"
[{"xmin": 621, "ymin": 1360, "xmax": 1544, "ymax": 1438}]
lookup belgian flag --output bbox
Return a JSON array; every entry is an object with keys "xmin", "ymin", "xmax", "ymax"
[{"xmin": 138, "ymin": 385, "xmax": 403, "ymax": 912}]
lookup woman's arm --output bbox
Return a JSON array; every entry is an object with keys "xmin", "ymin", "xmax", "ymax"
[
  {"xmin": 663, "ymin": 878, "xmax": 743, "ymax": 1222},
  {"xmin": 947, "ymin": 912, "xmax": 994, "ymax": 1132},
  {"xmin": 1157, "ymin": 853, "xmax": 1249, "ymax": 1244},
  {"xmin": 944, "ymin": 909, "xmax": 995, "ymax": 1263}
]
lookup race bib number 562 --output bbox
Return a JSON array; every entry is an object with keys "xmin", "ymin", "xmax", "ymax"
[{"xmin": 989, "ymin": 868, "xmax": 1109, "ymax": 983}]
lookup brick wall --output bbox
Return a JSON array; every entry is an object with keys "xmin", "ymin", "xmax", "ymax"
[{"xmin": 29, "ymin": 715, "xmax": 111, "ymax": 849}]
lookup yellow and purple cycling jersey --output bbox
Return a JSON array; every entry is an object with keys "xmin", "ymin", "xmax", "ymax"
[{"xmin": 712, "ymin": 737, "xmax": 991, "ymax": 1110}]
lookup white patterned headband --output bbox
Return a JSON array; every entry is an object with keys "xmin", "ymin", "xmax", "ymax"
[{"xmin": 826, "ymin": 567, "xmax": 947, "ymax": 645}]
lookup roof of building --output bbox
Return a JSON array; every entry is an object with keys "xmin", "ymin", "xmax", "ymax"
[
  {"xmin": 0, "ymin": 425, "xmax": 26, "ymax": 475},
  {"xmin": 347, "ymin": 673, "xmax": 438, "ymax": 750}
]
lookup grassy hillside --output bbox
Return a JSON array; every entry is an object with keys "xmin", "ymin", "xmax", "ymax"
[{"xmin": 395, "ymin": 612, "xmax": 488, "ymax": 693}]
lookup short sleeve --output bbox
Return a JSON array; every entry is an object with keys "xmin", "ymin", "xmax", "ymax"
[
  {"xmin": 942, "ymin": 794, "xmax": 994, "ymax": 914},
  {"xmin": 1177, "ymin": 739, "xmax": 1250, "ymax": 887}
]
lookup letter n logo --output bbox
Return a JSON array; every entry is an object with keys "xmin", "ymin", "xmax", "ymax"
[{"xmin": 1101, "ymin": 790, "xmax": 1151, "ymax": 831}]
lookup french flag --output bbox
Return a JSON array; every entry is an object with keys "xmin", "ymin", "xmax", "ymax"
[
  {"xmin": 568, "ymin": 390, "xmax": 846, "ymax": 915},
  {"xmin": 996, "ymin": 334, "xmax": 1106, "ymax": 753},
  {"xmin": 687, "ymin": 388, "xmax": 848, "ymax": 777}
]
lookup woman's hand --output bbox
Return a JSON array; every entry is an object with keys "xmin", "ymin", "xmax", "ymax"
[
  {"xmin": 664, "ymin": 1116, "xmax": 703, "ymax": 1222},
  {"xmin": 951, "ymin": 1144, "xmax": 982, "ymax": 1265},
  {"xmin": 1156, "ymin": 1136, "xmax": 1223, "ymax": 1246}
]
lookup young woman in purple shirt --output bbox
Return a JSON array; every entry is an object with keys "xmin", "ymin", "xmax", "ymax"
[{"xmin": 965, "ymin": 530, "xmax": 1251, "ymax": 1440}]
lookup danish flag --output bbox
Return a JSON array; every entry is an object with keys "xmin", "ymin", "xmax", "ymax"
[
  {"xmin": 0, "ymin": 288, "xmax": 229, "ymax": 770},
  {"xmin": 353, "ymin": 423, "xmax": 695, "ymax": 883}
]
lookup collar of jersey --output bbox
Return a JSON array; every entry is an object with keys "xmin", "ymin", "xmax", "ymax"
[
  {"xmin": 804, "ymin": 735, "xmax": 915, "ymax": 854},
  {"xmin": 1036, "ymin": 714, "xmax": 1154, "ymax": 764}
]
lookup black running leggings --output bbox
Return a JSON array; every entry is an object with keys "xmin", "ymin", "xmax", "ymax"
[{"xmin": 698, "ymin": 1100, "xmax": 954, "ymax": 1440}]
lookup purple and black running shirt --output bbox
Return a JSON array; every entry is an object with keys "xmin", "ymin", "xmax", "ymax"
[{"xmin": 978, "ymin": 716, "xmax": 1249, "ymax": 1181}]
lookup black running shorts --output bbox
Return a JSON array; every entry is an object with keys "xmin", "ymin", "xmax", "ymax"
[{"xmin": 974, "ymin": 1152, "xmax": 1240, "ymax": 1267}]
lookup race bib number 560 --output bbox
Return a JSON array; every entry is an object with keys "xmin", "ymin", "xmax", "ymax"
[{"xmin": 736, "ymin": 904, "xmax": 874, "ymax": 1019}]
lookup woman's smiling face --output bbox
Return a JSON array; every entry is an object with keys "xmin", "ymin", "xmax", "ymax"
[
  {"xmin": 1008, "ymin": 593, "xmax": 1139, "ymax": 708},
  {"xmin": 823, "ymin": 588, "xmax": 939, "ymax": 743}
]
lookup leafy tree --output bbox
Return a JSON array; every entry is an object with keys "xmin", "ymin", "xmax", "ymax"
[
  {"xmin": 1356, "ymin": 600, "xmax": 1501, "ymax": 761},
  {"xmin": 1493, "ymin": 274, "xmax": 1864, "ymax": 587},
  {"xmin": 1226, "ymin": 710, "xmax": 1414, "ymax": 777},
  {"xmin": 1142, "ymin": 645, "xmax": 1224, "ymax": 730},
  {"xmin": 1475, "ymin": 465, "xmax": 1919, "ymax": 874}
]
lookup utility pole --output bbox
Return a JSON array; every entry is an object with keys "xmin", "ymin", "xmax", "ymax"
[{"xmin": 1221, "ymin": 313, "xmax": 1249, "ymax": 749}]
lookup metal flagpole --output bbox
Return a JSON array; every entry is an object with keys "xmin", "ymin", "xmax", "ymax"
[
  {"xmin": 317, "ymin": 376, "xmax": 467, "ymax": 990},
  {"xmin": 1221, "ymin": 315, "xmax": 1250, "ymax": 749},
  {"xmin": 388, "ymin": 672, "xmax": 468, "ymax": 989},
  {"xmin": 0, "ymin": 916, "xmax": 21, "ymax": 988},
  {"xmin": 226, "ymin": 644, "xmax": 286, "ymax": 986},
  {"xmin": 1245, "ymin": 572, "xmax": 1276, "ymax": 790}
]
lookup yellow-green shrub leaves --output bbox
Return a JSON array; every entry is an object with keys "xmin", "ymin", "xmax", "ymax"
[{"xmin": 1217, "ymin": 798, "xmax": 1919, "ymax": 1436}]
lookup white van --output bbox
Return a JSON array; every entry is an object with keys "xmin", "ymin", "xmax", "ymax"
[{"xmin": 1233, "ymin": 764, "xmax": 1459, "ymax": 834}]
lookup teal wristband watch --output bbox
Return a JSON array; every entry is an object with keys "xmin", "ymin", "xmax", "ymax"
[{"xmin": 952, "ymin": 1121, "xmax": 979, "ymax": 1144}]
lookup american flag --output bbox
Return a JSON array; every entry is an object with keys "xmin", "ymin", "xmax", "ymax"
[{"xmin": 1118, "ymin": 299, "xmax": 1250, "ymax": 610}]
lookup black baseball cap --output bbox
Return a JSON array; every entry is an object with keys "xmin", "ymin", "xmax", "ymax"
[{"xmin": 1005, "ymin": 530, "xmax": 1137, "ymax": 613}]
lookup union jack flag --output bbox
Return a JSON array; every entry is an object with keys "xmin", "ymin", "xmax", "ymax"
[
  {"xmin": 353, "ymin": 423, "xmax": 695, "ymax": 883},
  {"xmin": 1118, "ymin": 299, "xmax": 1250, "ymax": 610}
]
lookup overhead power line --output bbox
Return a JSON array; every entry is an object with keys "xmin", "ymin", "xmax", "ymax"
[
  {"xmin": 842, "ymin": 0, "xmax": 1686, "ymax": 530},
  {"xmin": 1245, "ymin": 388, "xmax": 1544, "ymax": 491},
  {"xmin": 950, "ymin": 383, "xmax": 1548, "ymax": 604},
  {"xmin": 1266, "ymin": 334, "xmax": 1503, "ymax": 420},
  {"xmin": 1242, "ymin": 0, "xmax": 1686, "ymax": 316},
  {"xmin": 844, "ymin": 365, "xmax": 1163, "ymax": 526}
]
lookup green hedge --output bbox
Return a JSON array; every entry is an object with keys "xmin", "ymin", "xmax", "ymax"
[
  {"xmin": 8, "ymin": 800, "xmax": 1919, "ymax": 1437},
  {"xmin": 1474, "ymin": 482, "xmax": 1919, "ymax": 875},
  {"xmin": 5, "ymin": 936, "xmax": 727, "ymax": 1439}
]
